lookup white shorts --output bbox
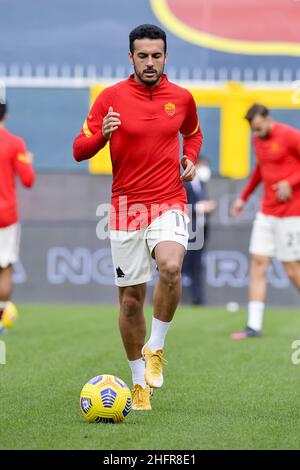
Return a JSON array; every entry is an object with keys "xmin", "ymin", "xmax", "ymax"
[
  {"xmin": 249, "ymin": 212, "xmax": 300, "ymax": 262},
  {"xmin": 110, "ymin": 210, "xmax": 189, "ymax": 287},
  {"xmin": 0, "ymin": 223, "xmax": 21, "ymax": 268}
]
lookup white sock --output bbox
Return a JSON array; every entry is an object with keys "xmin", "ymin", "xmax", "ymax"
[
  {"xmin": 248, "ymin": 301, "xmax": 265, "ymax": 331},
  {"xmin": 148, "ymin": 316, "xmax": 172, "ymax": 351},
  {"xmin": 128, "ymin": 358, "xmax": 146, "ymax": 388}
]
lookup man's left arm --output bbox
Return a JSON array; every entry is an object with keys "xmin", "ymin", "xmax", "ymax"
[
  {"xmin": 14, "ymin": 139, "xmax": 35, "ymax": 188},
  {"xmin": 180, "ymin": 93, "xmax": 203, "ymax": 181}
]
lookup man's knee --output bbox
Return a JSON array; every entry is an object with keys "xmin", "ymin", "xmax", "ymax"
[
  {"xmin": 120, "ymin": 288, "xmax": 144, "ymax": 318},
  {"xmin": 250, "ymin": 255, "xmax": 269, "ymax": 276},
  {"xmin": 158, "ymin": 260, "xmax": 181, "ymax": 287}
]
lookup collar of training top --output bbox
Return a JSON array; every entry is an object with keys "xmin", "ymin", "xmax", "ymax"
[{"xmin": 127, "ymin": 73, "xmax": 168, "ymax": 93}]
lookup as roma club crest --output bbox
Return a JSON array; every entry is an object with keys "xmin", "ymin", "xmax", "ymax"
[
  {"xmin": 271, "ymin": 143, "xmax": 279, "ymax": 152},
  {"xmin": 165, "ymin": 102, "xmax": 176, "ymax": 117}
]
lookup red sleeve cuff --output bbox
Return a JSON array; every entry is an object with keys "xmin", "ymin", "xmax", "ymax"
[{"xmin": 73, "ymin": 129, "xmax": 108, "ymax": 161}]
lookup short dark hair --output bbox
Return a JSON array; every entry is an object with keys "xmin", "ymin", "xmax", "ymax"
[
  {"xmin": 129, "ymin": 24, "xmax": 167, "ymax": 53},
  {"xmin": 0, "ymin": 101, "xmax": 7, "ymax": 121},
  {"xmin": 245, "ymin": 104, "xmax": 270, "ymax": 123}
]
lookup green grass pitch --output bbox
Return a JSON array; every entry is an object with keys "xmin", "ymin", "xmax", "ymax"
[{"xmin": 0, "ymin": 304, "xmax": 299, "ymax": 450}]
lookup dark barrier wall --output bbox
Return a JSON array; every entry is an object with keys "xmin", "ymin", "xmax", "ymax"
[{"xmin": 13, "ymin": 174, "xmax": 299, "ymax": 306}]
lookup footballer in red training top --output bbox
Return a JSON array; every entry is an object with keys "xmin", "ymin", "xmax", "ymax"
[
  {"xmin": 73, "ymin": 25, "xmax": 203, "ymax": 411},
  {"xmin": 0, "ymin": 100, "xmax": 35, "ymax": 332},
  {"xmin": 231, "ymin": 103, "xmax": 300, "ymax": 340}
]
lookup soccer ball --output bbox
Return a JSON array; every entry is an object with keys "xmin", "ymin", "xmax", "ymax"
[
  {"xmin": 80, "ymin": 374, "xmax": 132, "ymax": 423},
  {"xmin": 1, "ymin": 302, "xmax": 18, "ymax": 329}
]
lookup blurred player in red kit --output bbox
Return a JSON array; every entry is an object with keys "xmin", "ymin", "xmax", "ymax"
[
  {"xmin": 0, "ymin": 100, "xmax": 35, "ymax": 333},
  {"xmin": 231, "ymin": 104, "xmax": 300, "ymax": 339},
  {"xmin": 73, "ymin": 25, "xmax": 202, "ymax": 409}
]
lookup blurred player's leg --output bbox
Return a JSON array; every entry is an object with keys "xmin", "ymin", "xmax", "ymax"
[
  {"xmin": 0, "ymin": 265, "xmax": 13, "ymax": 332},
  {"xmin": 248, "ymin": 254, "xmax": 270, "ymax": 331},
  {"xmin": 282, "ymin": 261, "xmax": 300, "ymax": 290},
  {"xmin": 0, "ymin": 224, "xmax": 20, "ymax": 303},
  {"xmin": 276, "ymin": 217, "xmax": 300, "ymax": 291},
  {"xmin": 231, "ymin": 213, "xmax": 275, "ymax": 340},
  {"xmin": 231, "ymin": 254, "xmax": 270, "ymax": 339},
  {"xmin": 0, "ymin": 265, "xmax": 13, "ymax": 301}
]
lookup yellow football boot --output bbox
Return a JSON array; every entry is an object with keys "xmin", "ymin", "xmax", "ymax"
[
  {"xmin": 142, "ymin": 343, "xmax": 166, "ymax": 389},
  {"xmin": 131, "ymin": 384, "xmax": 152, "ymax": 411}
]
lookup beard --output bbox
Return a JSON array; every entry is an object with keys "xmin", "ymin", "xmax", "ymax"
[
  {"xmin": 133, "ymin": 63, "xmax": 164, "ymax": 86},
  {"xmin": 259, "ymin": 130, "xmax": 270, "ymax": 139}
]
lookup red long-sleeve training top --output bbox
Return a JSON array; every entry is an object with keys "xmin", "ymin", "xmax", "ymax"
[
  {"xmin": 73, "ymin": 74, "xmax": 203, "ymax": 229},
  {"xmin": 0, "ymin": 127, "xmax": 35, "ymax": 228},
  {"xmin": 240, "ymin": 122, "xmax": 300, "ymax": 217}
]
